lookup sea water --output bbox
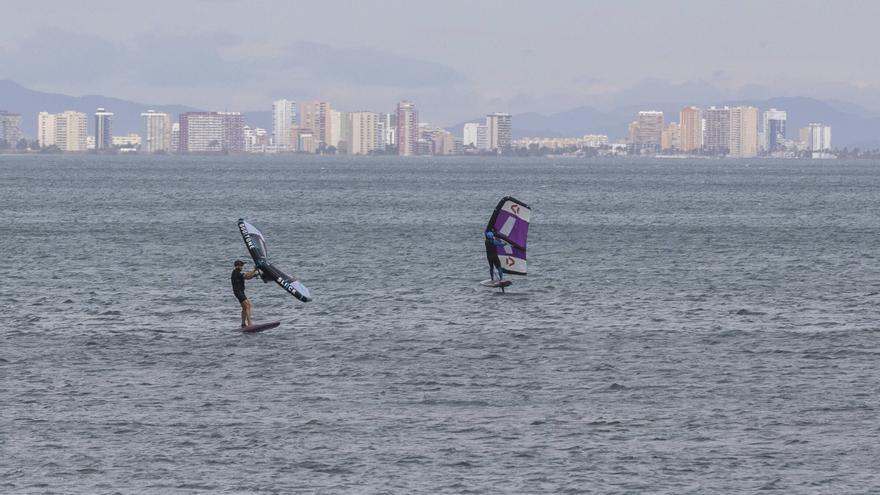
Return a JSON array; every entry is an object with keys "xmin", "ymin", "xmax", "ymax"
[{"xmin": 1, "ymin": 155, "xmax": 879, "ymax": 493}]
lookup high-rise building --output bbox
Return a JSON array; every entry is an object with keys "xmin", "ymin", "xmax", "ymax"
[
  {"xmin": 0, "ymin": 111, "xmax": 22, "ymax": 147},
  {"xmin": 178, "ymin": 111, "xmax": 244, "ymax": 153},
  {"xmin": 272, "ymin": 99, "xmax": 297, "ymax": 150},
  {"xmin": 350, "ymin": 111, "xmax": 379, "ymax": 155},
  {"xmin": 329, "ymin": 110, "xmax": 342, "ymax": 150},
  {"xmin": 430, "ymin": 129, "xmax": 459, "ymax": 155},
  {"xmin": 299, "ymin": 101, "xmax": 331, "ymax": 148},
  {"xmin": 660, "ymin": 122, "xmax": 681, "ymax": 151},
  {"xmin": 486, "ymin": 112, "xmax": 512, "ymax": 152},
  {"xmin": 632, "ymin": 111, "xmax": 663, "ymax": 151},
  {"xmin": 463, "ymin": 122, "xmax": 489, "ymax": 150},
  {"xmin": 805, "ymin": 123, "xmax": 832, "ymax": 151},
  {"xmin": 762, "ymin": 109, "xmax": 787, "ymax": 153},
  {"xmin": 94, "ymin": 108, "xmax": 113, "ymax": 150},
  {"xmin": 296, "ymin": 130, "xmax": 317, "ymax": 154},
  {"xmin": 335, "ymin": 112, "xmax": 351, "ymax": 153},
  {"xmin": 463, "ymin": 123, "xmax": 479, "ymax": 147},
  {"xmin": 679, "ymin": 106, "xmax": 703, "ymax": 152},
  {"xmin": 397, "ymin": 101, "xmax": 418, "ymax": 156},
  {"xmin": 141, "ymin": 110, "xmax": 172, "ymax": 153},
  {"xmin": 244, "ymin": 126, "xmax": 269, "ymax": 153},
  {"xmin": 38, "ymin": 111, "xmax": 87, "ymax": 151},
  {"xmin": 379, "ymin": 112, "xmax": 397, "ymax": 150},
  {"xmin": 627, "ymin": 121, "xmax": 639, "ymax": 145},
  {"xmin": 57, "ymin": 111, "xmax": 88, "ymax": 152},
  {"xmin": 38, "ymin": 112, "xmax": 56, "ymax": 148},
  {"xmin": 703, "ymin": 106, "xmax": 731, "ymax": 154},
  {"xmin": 171, "ymin": 123, "xmax": 180, "ymax": 152},
  {"xmin": 375, "ymin": 114, "xmax": 386, "ymax": 152},
  {"xmin": 729, "ymin": 106, "xmax": 758, "ymax": 158}
]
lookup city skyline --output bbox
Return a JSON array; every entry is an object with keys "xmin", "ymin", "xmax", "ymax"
[{"xmin": 11, "ymin": 100, "xmax": 840, "ymax": 159}]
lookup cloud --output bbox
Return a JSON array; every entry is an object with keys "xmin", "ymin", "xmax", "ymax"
[
  {"xmin": 0, "ymin": 29, "xmax": 467, "ymax": 94},
  {"xmin": 127, "ymin": 31, "xmax": 249, "ymax": 86},
  {"xmin": 280, "ymin": 41, "xmax": 467, "ymax": 88},
  {"xmin": 0, "ymin": 29, "xmax": 122, "ymax": 84}
]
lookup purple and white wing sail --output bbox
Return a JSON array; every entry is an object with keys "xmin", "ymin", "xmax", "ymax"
[{"xmin": 487, "ymin": 197, "xmax": 531, "ymax": 275}]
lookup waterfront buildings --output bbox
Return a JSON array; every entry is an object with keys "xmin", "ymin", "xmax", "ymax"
[
  {"xmin": 178, "ymin": 111, "xmax": 244, "ymax": 153},
  {"xmin": 299, "ymin": 101, "xmax": 332, "ymax": 149},
  {"xmin": 513, "ymin": 134, "xmax": 609, "ymax": 151},
  {"xmin": 271, "ymin": 99, "xmax": 297, "ymax": 150},
  {"xmin": 583, "ymin": 135, "xmax": 609, "ymax": 148},
  {"xmin": 463, "ymin": 122, "xmax": 489, "ymax": 151},
  {"xmin": 171, "ymin": 123, "xmax": 180, "ymax": 152},
  {"xmin": 141, "ymin": 110, "xmax": 172, "ymax": 153},
  {"xmin": 763, "ymin": 109, "xmax": 787, "ymax": 152},
  {"xmin": 0, "ymin": 110, "xmax": 22, "ymax": 147},
  {"xmin": 804, "ymin": 123, "xmax": 832, "ymax": 151},
  {"xmin": 294, "ymin": 129, "xmax": 317, "ymax": 153},
  {"xmin": 463, "ymin": 123, "xmax": 477, "ymax": 148},
  {"xmin": 95, "ymin": 108, "xmax": 113, "ymax": 150},
  {"xmin": 38, "ymin": 111, "xmax": 87, "ymax": 151},
  {"xmin": 679, "ymin": 106, "xmax": 703, "ymax": 152},
  {"xmin": 328, "ymin": 110, "xmax": 342, "ymax": 150},
  {"xmin": 486, "ymin": 112, "xmax": 512, "ymax": 152},
  {"xmin": 661, "ymin": 122, "xmax": 681, "ymax": 151},
  {"xmin": 37, "ymin": 112, "xmax": 56, "ymax": 149},
  {"xmin": 111, "ymin": 133, "xmax": 141, "ymax": 148},
  {"xmin": 703, "ymin": 107, "xmax": 731, "ymax": 154},
  {"xmin": 431, "ymin": 129, "xmax": 460, "ymax": 155},
  {"xmin": 380, "ymin": 112, "xmax": 397, "ymax": 150},
  {"xmin": 728, "ymin": 106, "xmax": 758, "ymax": 158},
  {"xmin": 350, "ymin": 111, "xmax": 379, "ymax": 155},
  {"xmin": 397, "ymin": 101, "xmax": 418, "ymax": 156},
  {"xmin": 244, "ymin": 126, "xmax": 269, "ymax": 153},
  {"xmin": 630, "ymin": 111, "xmax": 663, "ymax": 151}
]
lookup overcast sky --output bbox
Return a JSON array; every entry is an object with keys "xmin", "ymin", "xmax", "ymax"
[{"xmin": 2, "ymin": 0, "xmax": 880, "ymax": 124}]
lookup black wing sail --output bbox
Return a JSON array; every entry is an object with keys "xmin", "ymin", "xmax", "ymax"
[{"xmin": 238, "ymin": 219, "xmax": 311, "ymax": 302}]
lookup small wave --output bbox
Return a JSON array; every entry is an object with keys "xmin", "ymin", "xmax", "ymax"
[
  {"xmin": 733, "ymin": 308, "xmax": 767, "ymax": 316},
  {"xmin": 418, "ymin": 398, "xmax": 490, "ymax": 407}
]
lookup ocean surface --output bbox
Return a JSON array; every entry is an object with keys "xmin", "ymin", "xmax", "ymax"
[{"xmin": 1, "ymin": 155, "xmax": 879, "ymax": 494}]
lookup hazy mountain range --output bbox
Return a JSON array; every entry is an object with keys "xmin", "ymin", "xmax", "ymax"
[{"xmin": 3, "ymin": 79, "xmax": 880, "ymax": 149}]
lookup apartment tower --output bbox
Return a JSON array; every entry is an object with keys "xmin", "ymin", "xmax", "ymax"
[
  {"xmin": 703, "ymin": 107, "xmax": 731, "ymax": 154},
  {"xmin": 729, "ymin": 106, "xmax": 758, "ymax": 158},
  {"xmin": 272, "ymin": 99, "xmax": 297, "ymax": 150},
  {"xmin": 141, "ymin": 110, "xmax": 172, "ymax": 153},
  {"xmin": 486, "ymin": 112, "xmax": 512, "ymax": 152},
  {"xmin": 762, "ymin": 109, "xmax": 787, "ymax": 152},
  {"xmin": 95, "ymin": 108, "xmax": 113, "ymax": 150},
  {"xmin": 397, "ymin": 101, "xmax": 418, "ymax": 156},
  {"xmin": 679, "ymin": 106, "xmax": 703, "ymax": 152}
]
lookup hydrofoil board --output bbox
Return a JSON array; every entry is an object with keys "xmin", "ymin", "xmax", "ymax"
[
  {"xmin": 480, "ymin": 279, "xmax": 512, "ymax": 288},
  {"xmin": 241, "ymin": 321, "xmax": 281, "ymax": 333}
]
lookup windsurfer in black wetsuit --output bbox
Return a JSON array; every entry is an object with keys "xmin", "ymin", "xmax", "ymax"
[
  {"xmin": 232, "ymin": 260, "xmax": 260, "ymax": 327},
  {"xmin": 484, "ymin": 229, "xmax": 508, "ymax": 281}
]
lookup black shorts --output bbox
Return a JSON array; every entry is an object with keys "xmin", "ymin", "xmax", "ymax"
[{"xmin": 234, "ymin": 292, "xmax": 248, "ymax": 303}]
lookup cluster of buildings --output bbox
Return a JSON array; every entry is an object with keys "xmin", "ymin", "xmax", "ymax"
[
  {"xmin": 0, "ymin": 101, "xmax": 838, "ymax": 159},
  {"xmin": 0, "ymin": 101, "xmax": 514, "ymax": 156},
  {"xmin": 627, "ymin": 107, "xmax": 832, "ymax": 157}
]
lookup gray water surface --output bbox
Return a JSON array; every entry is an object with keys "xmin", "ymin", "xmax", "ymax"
[{"xmin": 1, "ymin": 155, "xmax": 879, "ymax": 493}]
